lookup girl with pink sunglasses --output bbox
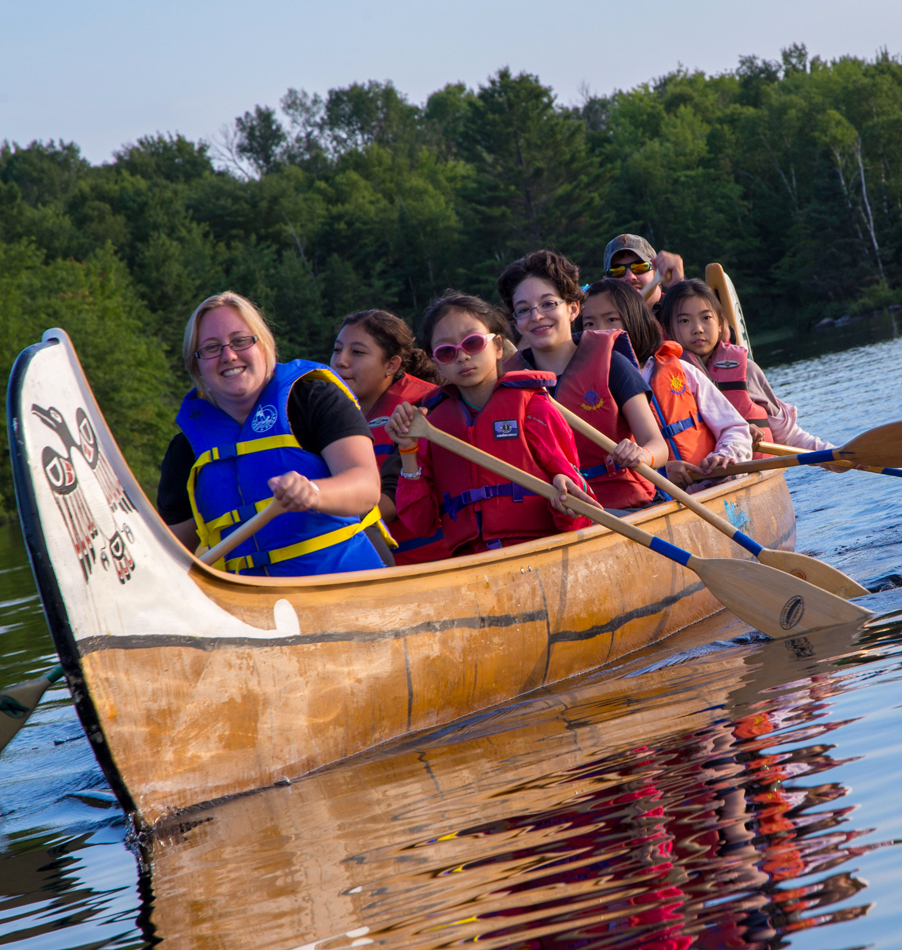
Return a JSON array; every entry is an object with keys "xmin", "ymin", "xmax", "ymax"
[{"xmin": 386, "ymin": 291, "xmax": 601, "ymax": 557}]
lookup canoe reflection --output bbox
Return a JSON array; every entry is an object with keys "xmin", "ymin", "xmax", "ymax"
[{"xmin": 142, "ymin": 618, "xmax": 890, "ymax": 950}]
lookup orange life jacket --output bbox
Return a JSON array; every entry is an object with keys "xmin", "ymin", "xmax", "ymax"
[{"xmin": 647, "ymin": 342, "xmax": 717, "ymax": 465}]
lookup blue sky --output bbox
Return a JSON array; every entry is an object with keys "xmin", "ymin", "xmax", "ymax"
[{"xmin": 2, "ymin": 0, "xmax": 900, "ymax": 164}]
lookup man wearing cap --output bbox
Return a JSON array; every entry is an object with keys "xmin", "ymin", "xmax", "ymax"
[{"xmin": 603, "ymin": 234, "xmax": 684, "ymax": 307}]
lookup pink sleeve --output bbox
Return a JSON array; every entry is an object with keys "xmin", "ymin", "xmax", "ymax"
[
  {"xmin": 525, "ymin": 396, "xmax": 597, "ymax": 531},
  {"xmin": 394, "ymin": 442, "xmax": 443, "ymax": 538}
]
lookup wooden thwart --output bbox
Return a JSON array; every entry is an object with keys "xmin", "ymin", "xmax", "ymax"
[
  {"xmin": 551, "ymin": 399, "xmax": 868, "ymax": 599},
  {"xmin": 405, "ymin": 413, "xmax": 872, "ymax": 638}
]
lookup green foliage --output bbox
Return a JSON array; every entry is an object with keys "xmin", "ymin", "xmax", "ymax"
[
  {"xmin": 0, "ymin": 241, "xmax": 177, "ymax": 517},
  {"xmin": 3, "ymin": 50, "xmax": 902, "ymax": 518}
]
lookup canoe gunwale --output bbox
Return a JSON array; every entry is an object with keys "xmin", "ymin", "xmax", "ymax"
[{"xmin": 179, "ymin": 471, "xmax": 778, "ymax": 592}]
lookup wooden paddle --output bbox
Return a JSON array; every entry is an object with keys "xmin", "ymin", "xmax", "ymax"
[
  {"xmin": 641, "ymin": 269, "xmax": 667, "ymax": 301},
  {"xmin": 758, "ymin": 441, "xmax": 902, "ymax": 477},
  {"xmin": 199, "ymin": 499, "xmax": 285, "ymax": 566},
  {"xmin": 549, "ymin": 399, "xmax": 868, "ymax": 599},
  {"xmin": 404, "ymin": 413, "xmax": 871, "ymax": 637},
  {"xmin": 0, "ymin": 664, "xmax": 65, "ymax": 754},
  {"xmin": 711, "ymin": 421, "xmax": 902, "ymax": 477}
]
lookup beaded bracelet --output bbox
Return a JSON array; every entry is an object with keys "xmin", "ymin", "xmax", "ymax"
[{"xmin": 400, "ymin": 467, "xmax": 422, "ymax": 479}]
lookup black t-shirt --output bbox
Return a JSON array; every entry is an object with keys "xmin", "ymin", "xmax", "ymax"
[
  {"xmin": 518, "ymin": 334, "xmax": 651, "ymax": 407},
  {"xmin": 157, "ymin": 377, "xmax": 373, "ymax": 525}
]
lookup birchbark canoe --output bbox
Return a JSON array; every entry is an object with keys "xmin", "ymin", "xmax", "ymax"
[{"xmin": 7, "ymin": 329, "xmax": 797, "ymax": 829}]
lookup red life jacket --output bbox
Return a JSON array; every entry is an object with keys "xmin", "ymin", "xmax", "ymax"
[
  {"xmin": 506, "ymin": 331, "xmax": 655, "ymax": 509},
  {"xmin": 366, "ymin": 373, "xmax": 447, "ymax": 565},
  {"xmin": 424, "ymin": 371, "xmax": 576, "ymax": 555},
  {"xmin": 702, "ymin": 342, "xmax": 773, "ymax": 457},
  {"xmin": 647, "ymin": 342, "xmax": 717, "ymax": 466},
  {"xmin": 368, "ymin": 374, "xmax": 438, "ymax": 470}
]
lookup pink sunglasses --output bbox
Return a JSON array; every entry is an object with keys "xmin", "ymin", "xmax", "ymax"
[{"xmin": 433, "ymin": 332, "xmax": 497, "ymax": 365}]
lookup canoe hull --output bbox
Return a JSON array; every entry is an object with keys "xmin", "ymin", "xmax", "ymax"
[{"xmin": 8, "ymin": 330, "xmax": 795, "ymax": 827}]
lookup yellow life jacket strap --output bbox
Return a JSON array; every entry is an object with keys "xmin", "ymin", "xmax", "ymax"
[
  {"xmin": 224, "ymin": 504, "xmax": 383, "ymax": 573},
  {"xmin": 186, "ymin": 433, "xmax": 302, "ymax": 548}
]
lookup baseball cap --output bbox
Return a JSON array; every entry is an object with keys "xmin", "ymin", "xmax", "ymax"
[{"xmin": 603, "ymin": 234, "xmax": 657, "ymax": 273}]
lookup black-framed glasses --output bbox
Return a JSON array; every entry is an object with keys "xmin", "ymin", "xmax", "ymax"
[
  {"xmin": 194, "ymin": 335, "xmax": 259, "ymax": 359},
  {"xmin": 605, "ymin": 261, "xmax": 653, "ymax": 279},
  {"xmin": 512, "ymin": 299, "xmax": 564, "ymax": 323}
]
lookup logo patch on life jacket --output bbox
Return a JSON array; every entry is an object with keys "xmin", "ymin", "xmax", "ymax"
[
  {"xmin": 668, "ymin": 374, "xmax": 687, "ymax": 395},
  {"xmin": 581, "ymin": 389, "xmax": 604, "ymax": 411},
  {"xmin": 251, "ymin": 404, "xmax": 278, "ymax": 433},
  {"xmin": 368, "ymin": 416, "xmax": 391, "ymax": 428},
  {"xmin": 494, "ymin": 419, "xmax": 519, "ymax": 439},
  {"xmin": 714, "ymin": 359, "xmax": 740, "ymax": 370}
]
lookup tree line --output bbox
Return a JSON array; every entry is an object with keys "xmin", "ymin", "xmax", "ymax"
[{"xmin": 1, "ymin": 44, "xmax": 901, "ymax": 516}]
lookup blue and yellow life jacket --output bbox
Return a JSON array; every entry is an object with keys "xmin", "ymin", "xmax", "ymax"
[{"xmin": 176, "ymin": 360, "xmax": 386, "ymax": 577}]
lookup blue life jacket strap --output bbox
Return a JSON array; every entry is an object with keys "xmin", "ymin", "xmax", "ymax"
[{"xmin": 440, "ymin": 482, "xmax": 536, "ymax": 521}]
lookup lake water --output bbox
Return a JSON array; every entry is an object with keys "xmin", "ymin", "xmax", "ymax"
[{"xmin": 2, "ymin": 335, "xmax": 902, "ymax": 949}]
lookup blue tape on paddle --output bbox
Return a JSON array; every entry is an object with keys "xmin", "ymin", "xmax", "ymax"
[
  {"xmin": 649, "ymin": 536, "xmax": 691, "ymax": 566},
  {"xmin": 880, "ymin": 467, "xmax": 902, "ymax": 477},
  {"xmin": 732, "ymin": 531, "xmax": 763, "ymax": 557},
  {"xmin": 798, "ymin": 449, "xmax": 836, "ymax": 464}
]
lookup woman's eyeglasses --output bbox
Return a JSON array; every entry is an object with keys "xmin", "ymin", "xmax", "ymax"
[
  {"xmin": 512, "ymin": 299, "xmax": 564, "ymax": 323},
  {"xmin": 433, "ymin": 333, "xmax": 497, "ymax": 365},
  {"xmin": 195, "ymin": 335, "xmax": 259, "ymax": 359},
  {"xmin": 605, "ymin": 261, "xmax": 653, "ymax": 279}
]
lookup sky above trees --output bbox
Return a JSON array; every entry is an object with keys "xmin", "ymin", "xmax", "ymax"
[{"xmin": 2, "ymin": 0, "xmax": 900, "ymax": 164}]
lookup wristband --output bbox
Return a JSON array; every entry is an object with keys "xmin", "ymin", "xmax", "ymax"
[{"xmin": 399, "ymin": 442, "xmax": 419, "ymax": 455}]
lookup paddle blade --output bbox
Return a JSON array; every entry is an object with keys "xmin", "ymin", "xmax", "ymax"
[
  {"xmin": 0, "ymin": 666, "xmax": 63, "ymax": 754},
  {"xmin": 690, "ymin": 557, "xmax": 872, "ymax": 638},
  {"xmin": 756, "ymin": 549, "xmax": 869, "ymax": 599},
  {"xmin": 844, "ymin": 420, "xmax": 902, "ymax": 469}
]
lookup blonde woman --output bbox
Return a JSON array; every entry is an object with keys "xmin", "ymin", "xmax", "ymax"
[{"xmin": 157, "ymin": 291, "xmax": 387, "ymax": 575}]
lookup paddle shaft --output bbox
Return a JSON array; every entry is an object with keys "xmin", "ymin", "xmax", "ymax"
[
  {"xmin": 404, "ymin": 413, "xmax": 872, "ymax": 635},
  {"xmin": 406, "ymin": 413, "xmax": 667, "ymax": 549},
  {"xmin": 551, "ymin": 399, "xmax": 868, "ymax": 598},
  {"xmin": 200, "ymin": 500, "xmax": 285, "ymax": 566},
  {"xmin": 550, "ymin": 398, "xmax": 768, "ymax": 556},
  {"xmin": 641, "ymin": 269, "xmax": 667, "ymax": 301},
  {"xmin": 757, "ymin": 440, "xmax": 902, "ymax": 477}
]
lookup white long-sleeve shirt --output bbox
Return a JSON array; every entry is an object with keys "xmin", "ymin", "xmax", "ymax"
[
  {"xmin": 641, "ymin": 357, "xmax": 753, "ymax": 462},
  {"xmin": 746, "ymin": 362, "xmax": 835, "ymax": 451}
]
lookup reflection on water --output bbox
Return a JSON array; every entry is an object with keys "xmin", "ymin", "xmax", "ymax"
[
  {"xmin": 3, "ymin": 335, "xmax": 902, "ymax": 949},
  {"xmin": 142, "ymin": 618, "xmax": 902, "ymax": 950}
]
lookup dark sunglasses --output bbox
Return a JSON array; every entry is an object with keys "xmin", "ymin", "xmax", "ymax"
[
  {"xmin": 433, "ymin": 332, "xmax": 497, "ymax": 365},
  {"xmin": 605, "ymin": 261, "xmax": 653, "ymax": 279}
]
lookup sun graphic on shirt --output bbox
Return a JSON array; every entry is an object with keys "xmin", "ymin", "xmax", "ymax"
[
  {"xmin": 581, "ymin": 389, "xmax": 604, "ymax": 411},
  {"xmin": 668, "ymin": 374, "xmax": 687, "ymax": 396}
]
